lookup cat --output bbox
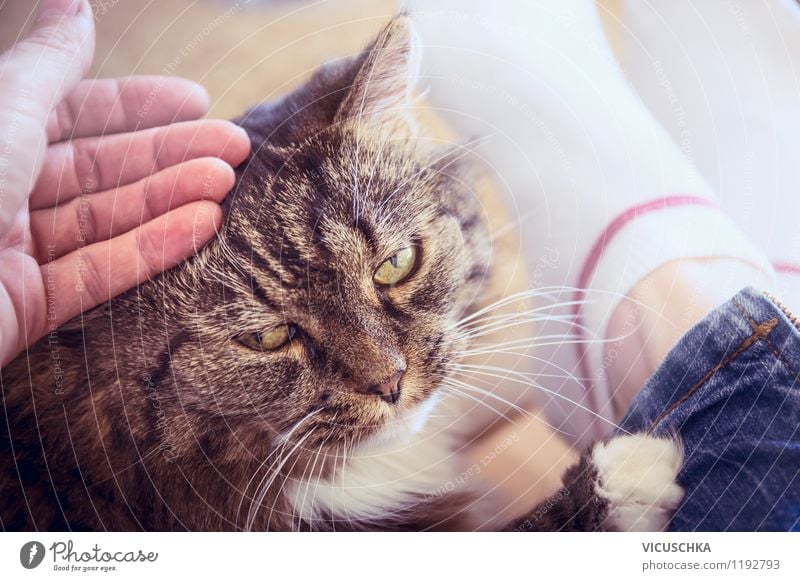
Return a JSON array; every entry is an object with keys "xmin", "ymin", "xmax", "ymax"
[{"xmin": 0, "ymin": 14, "xmax": 683, "ymax": 532}]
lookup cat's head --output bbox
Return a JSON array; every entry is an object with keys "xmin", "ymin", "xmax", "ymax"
[{"xmin": 146, "ymin": 15, "xmax": 491, "ymax": 454}]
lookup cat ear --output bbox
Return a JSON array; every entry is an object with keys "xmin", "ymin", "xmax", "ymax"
[{"xmin": 335, "ymin": 14, "xmax": 422, "ymax": 132}]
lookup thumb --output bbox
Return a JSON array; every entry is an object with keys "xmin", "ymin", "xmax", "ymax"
[{"xmin": 0, "ymin": 0, "xmax": 95, "ymax": 235}]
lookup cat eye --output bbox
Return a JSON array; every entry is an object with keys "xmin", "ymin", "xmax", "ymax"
[
  {"xmin": 237, "ymin": 325, "xmax": 296, "ymax": 352},
  {"xmin": 373, "ymin": 245, "xmax": 418, "ymax": 286}
]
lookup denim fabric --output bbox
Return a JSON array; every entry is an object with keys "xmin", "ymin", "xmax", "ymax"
[{"xmin": 619, "ymin": 287, "xmax": 800, "ymax": 531}]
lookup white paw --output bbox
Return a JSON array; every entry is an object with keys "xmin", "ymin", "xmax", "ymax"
[{"xmin": 592, "ymin": 434, "xmax": 684, "ymax": 532}]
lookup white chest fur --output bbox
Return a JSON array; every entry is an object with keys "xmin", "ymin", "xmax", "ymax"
[{"xmin": 285, "ymin": 395, "xmax": 457, "ymax": 527}]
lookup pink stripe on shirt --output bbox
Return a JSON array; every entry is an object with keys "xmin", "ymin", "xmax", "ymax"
[{"xmin": 572, "ymin": 195, "xmax": 718, "ymax": 430}]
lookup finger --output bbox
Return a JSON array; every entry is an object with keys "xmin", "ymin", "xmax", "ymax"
[
  {"xmin": 40, "ymin": 200, "xmax": 222, "ymax": 332},
  {"xmin": 30, "ymin": 157, "xmax": 235, "ymax": 262},
  {"xmin": 31, "ymin": 119, "xmax": 250, "ymax": 209},
  {"xmin": 0, "ymin": 248, "xmax": 47, "ymax": 367},
  {"xmin": 46, "ymin": 76, "xmax": 211, "ymax": 142},
  {"xmin": 0, "ymin": 0, "xmax": 94, "ymax": 234}
]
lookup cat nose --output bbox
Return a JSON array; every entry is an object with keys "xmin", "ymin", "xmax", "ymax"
[{"xmin": 364, "ymin": 370, "xmax": 404, "ymax": 405}]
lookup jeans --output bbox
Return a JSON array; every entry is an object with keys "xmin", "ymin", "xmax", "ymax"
[{"xmin": 619, "ymin": 287, "xmax": 800, "ymax": 531}]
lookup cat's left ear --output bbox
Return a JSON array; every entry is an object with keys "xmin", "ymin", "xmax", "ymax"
[{"xmin": 334, "ymin": 13, "xmax": 422, "ymax": 134}]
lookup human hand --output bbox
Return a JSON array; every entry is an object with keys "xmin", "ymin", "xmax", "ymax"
[{"xmin": 0, "ymin": 0, "xmax": 251, "ymax": 366}]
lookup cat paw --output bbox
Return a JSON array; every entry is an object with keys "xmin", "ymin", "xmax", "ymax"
[{"xmin": 592, "ymin": 434, "xmax": 684, "ymax": 531}]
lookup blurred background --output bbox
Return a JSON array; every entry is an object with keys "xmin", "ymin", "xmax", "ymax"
[{"xmin": 0, "ymin": 0, "xmax": 400, "ymax": 118}]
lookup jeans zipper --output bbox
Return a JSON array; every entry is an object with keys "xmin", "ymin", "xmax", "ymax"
[{"xmin": 764, "ymin": 291, "xmax": 800, "ymax": 333}]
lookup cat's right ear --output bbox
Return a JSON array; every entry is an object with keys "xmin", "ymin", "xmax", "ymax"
[{"xmin": 334, "ymin": 13, "xmax": 422, "ymax": 134}]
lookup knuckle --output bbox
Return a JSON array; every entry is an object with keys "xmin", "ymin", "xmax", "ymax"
[
  {"xmin": 135, "ymin": 226, "xmax": 163, "ymax": 278},
  {"xmin": 71, "ymin": 141, "xmax": 101, "ymax": 194},
  {"xmin": 77, "ymin": 250, "xmax": 109, "ymax": 307},
  {"xmin": 25, "ymin": 24, "xmax": 79, "ymax": 58},
  {"xmin": 72, "ymin": 195, "xmax": 97, "ymax": 246}
]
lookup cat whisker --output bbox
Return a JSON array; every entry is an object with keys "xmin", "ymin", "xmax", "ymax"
[
  {"xmin": 247, "ymin": 426, "xmax": 318, "ymax": 531},
  {"xmin": 452, "ymin": 353, "xmax": 593, "ymax": 385},
  {"xmin": 308, "ymin": 425, "xmax": 343, "ymax": 531},
  {"xmin": 457, "ymin": 310, "xmax": 581, "ymax": 330},
  {"xmin": 292, "ymin": 415, "xmax": 339, "ymax": 531},
  {"xmin": 288, "ymin": 439, "xmax": 321, "ymax": 532},
  {"xmin": 454, "ymin": 319, "xmax": 579, "ymax": 342},
  {"xmin": 237, "ymin": 408, "xmax": 321, "ymax": 530},
  {"xmin": 452, "ymin": 283, "xmax": 652, "ymax": 330},
  {"xmin": 438, "ymin": 383, "xmax": 515, "ymax": 423},
  {"xmin": 258, "ymin": 437, "xmax": 302, "ymax": 532},
  {"xmin": 455, "ymin": 305, "xmax": 587, "ymax": 328},
  {"xmin": 455, "ymin": 311, "xmax": 640, "ymax": 342},
  {"xmin": 455, "ymin": 333, "xmax": 582, "ymax": 353},
  {"xmin": 275, "ymin": 437, "xmax": 316, "ymax": 532},
  {"xmin": 239, "ymin": 438, "xmax": 291, "ymax": 531},
  {"xmin": 450, "ymin": 294, "xmax": 645, "ymax": 348},
  {"xmin": 447, "ymin": 363, "xmax": 547, "ymax": 393},
  {"xmin": 447, "ymin": 364, "xmax": 630, "ymax": 434},
  {"xmin": 448, "ymin": 362, "xmax": 577, "ymax": 395},
  {"xmin": 453, "ymin": 286, "xmax": 576, "ymax": 320},
  {"xmin": 456, "ymin": 302, "xmax": 594, "ymax": 332},
  {"xmin": 337, "ymin": 440, "xmax": 351, "ymax": 531},
  {"xmin": 442, "ymin": 377, "xmax": 530, "ymax": 416},
  {"xmin": 439, "ymin": 381, "xmax": 574, "ymax": 440},
  {"xmin": 454, "ymin": 333, "xmax": 629, "ymax": 357}
]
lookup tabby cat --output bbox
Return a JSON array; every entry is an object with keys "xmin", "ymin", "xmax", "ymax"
[{"xmin": 0, "ymin": 15, "xmax": 683, "ymax": 532}]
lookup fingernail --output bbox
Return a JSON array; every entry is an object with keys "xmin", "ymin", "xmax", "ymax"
[
  {"xmin": 191, "ymin": 203, "xmax": 223, "ymax": 252},
  {"xmin": 174, "ymin": 79, "xmax": 210, "ymax": 117},
  {"xmin": 202, "ymin": 159, "xmax": 235, "ymax": 200},
  {"xmin": 191, "ymin": 83, "xmax": 211, "ymax": 112},
  {"xmin": 234, "ymin": 125, "xmax": 249, "ymax": 142}
]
